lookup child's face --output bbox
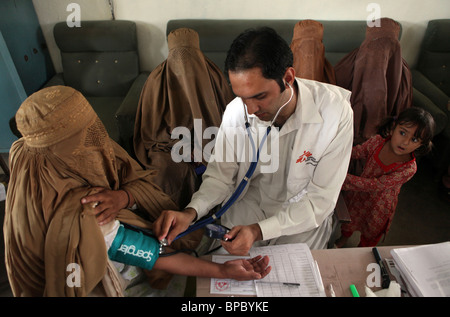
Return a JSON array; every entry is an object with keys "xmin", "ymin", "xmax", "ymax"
[{"xmin": 390, "ymin": 123, "xmax": 422, "ymax": 156}]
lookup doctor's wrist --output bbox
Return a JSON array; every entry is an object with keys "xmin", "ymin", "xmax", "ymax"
[
  {"xmin": 249, "ymin": 223, "xmax": 263, "ymax": 242},
  {"xmin": 183, "ymin": 207, "xmax": 198, "ymax": 223}
]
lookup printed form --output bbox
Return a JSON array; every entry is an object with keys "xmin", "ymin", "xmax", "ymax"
[
  {"xmin": 210, "ymin": 255, "xmax": 256, "ymax": 296},
  {"xmin": 210, "ymin": 243, "xmax": 325, "ymax": 297}
]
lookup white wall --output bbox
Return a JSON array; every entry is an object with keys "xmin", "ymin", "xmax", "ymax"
[{"xmin": 32, "ymin": 0, "xmax": 450, "ymax": 73}]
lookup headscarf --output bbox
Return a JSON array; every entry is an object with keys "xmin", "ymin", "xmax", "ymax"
[
  {"xmin": 290, "ymin": 20, "xmax": 336, "ymax": 84},
  {"xmin": 334, "ymin": 18, "xmax": 413, "ymax": 144},
  {"xmin": 3, "ymin": 86, "xmax": 196, "ymax": 296},
  {"xmin": 134, "ymin": 28, "xmax": 235, "ymax": 208}
]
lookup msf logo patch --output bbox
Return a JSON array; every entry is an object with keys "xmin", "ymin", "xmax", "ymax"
[{"xmin": 296, "ymin": 150, "xmax": 318, "ymax": 166}]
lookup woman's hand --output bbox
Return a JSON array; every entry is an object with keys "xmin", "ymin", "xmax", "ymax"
[
  {"xmin": 81, "ymin": 187, "xmax": 130, "ymax": 225},
  {"xmin": 222, "ymin": 255, "xmax": 271, "ymax": 281}
]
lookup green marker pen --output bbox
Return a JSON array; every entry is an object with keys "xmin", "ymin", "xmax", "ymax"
[{"xmin": 350, "ymin": 284, "xmax": 360, "ymax": 297}]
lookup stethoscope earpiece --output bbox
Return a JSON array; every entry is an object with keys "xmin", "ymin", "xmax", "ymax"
[{"xmin": 270, "ymin": 83, "xmax": 294, "ymax": 126}]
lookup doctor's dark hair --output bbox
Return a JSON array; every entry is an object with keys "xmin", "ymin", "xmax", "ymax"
[
  {"xmin": 224, "ymin": 27, "xmax": 293, "ymax": 92},
  {"xmin": 376, "ymin": 107, "xmax": 435, "ymax": 156}
]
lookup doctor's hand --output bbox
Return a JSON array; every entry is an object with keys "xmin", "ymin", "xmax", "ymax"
[
  {"xmin": 153, "ymin": 208, "xmax": 197, "ymax": 245},
  {"xmin": 221, "ymin": 224, "xmax": 263, "ymax": 256}
]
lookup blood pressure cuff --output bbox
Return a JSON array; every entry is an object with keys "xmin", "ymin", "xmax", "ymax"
[{"xmin": 107, "ymin": 224, "xmax": 160, "ymax": 270}]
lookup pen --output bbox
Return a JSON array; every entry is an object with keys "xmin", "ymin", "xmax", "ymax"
[
  {"xmin": 349, "ymin": 284, "xmax": 359, "ymax": 297},
  {"xmin": 256, "ymin": 281, "xmax": 300, "ymax": 287},
  {"xmin": 329, "ymin": 284, "xmax": 336, "ymax": 297},
  {"xmin": 372, "ymin": 247, "xmax": 391, "ymax": 289}
]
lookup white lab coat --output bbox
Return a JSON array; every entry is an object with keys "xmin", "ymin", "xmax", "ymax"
[{"xmin": 187, "ymin": 78, "xmax": 353, "ymax": 249}]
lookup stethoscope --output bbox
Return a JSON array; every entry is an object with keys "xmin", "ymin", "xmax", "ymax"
[{"xmin": 171, "ymin": 82, "xmax": 294, "ymax": 242}]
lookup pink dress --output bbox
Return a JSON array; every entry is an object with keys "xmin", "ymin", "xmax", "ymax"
[{"xmin": 341, "ymin": 135, "xmax": 417, "ymax": 246}]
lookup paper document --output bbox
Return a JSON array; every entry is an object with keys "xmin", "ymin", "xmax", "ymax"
[
  {"xmin": 391, "ymin": 242, "xmax": 450, "ymax": 297},
  {"xmin": 210, "ymin": 255, "xmax": 256, "ymax": 295},
  {"xmin": 210, "ymin": 243, "xmax": 325, "ymax": 297},
  {"xmin": 250, "ymin": 243, "xmax": 325, "ymax": 297}
]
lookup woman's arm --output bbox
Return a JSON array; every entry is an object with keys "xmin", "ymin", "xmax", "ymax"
[
  {"xmin": 104, "ymin": 221, "xmax": 271, "ymax": 282},
  {"xmin": 153, "ymin": 253, "xmax": 271, "ymax": 281}
]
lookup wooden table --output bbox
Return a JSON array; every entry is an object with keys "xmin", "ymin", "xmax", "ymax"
[{"xmin": 196, "ymin": 245, "xmax": 408, "ymax": 297}]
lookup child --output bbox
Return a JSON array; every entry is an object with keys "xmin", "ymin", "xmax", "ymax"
[{"xmin": 335, "ymin": 107, "xmax": 435, "ymax": 248}]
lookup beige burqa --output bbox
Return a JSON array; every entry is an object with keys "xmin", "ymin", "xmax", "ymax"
[
  {"xmin": 290, "ymin": 20, "xmax": 336, "ymax": 84},
  {"xmin": 3, "ymin": 86, "xmax": 200, "ymax": 297},
  {"xmin": 334, "ymin": 18, "xmax": 413, "ymax": 144},
  {"xmin": 134, "ymin": 28, "xmax": 235, "ymax": 209}
]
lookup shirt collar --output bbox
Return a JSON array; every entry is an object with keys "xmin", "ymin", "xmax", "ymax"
[
  {"xmin": 296, "ymin": 78, "xmax": 324, "ymax": 124},
  {"xmin": 280, "ymin": 78, "xmax": 323, "ymax": 135}
]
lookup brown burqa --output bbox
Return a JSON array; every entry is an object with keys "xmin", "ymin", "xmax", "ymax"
[
  {"xmin": 4, "ymin": 86, "xmax": 200, "ymax": 297},
  {"xmin": 334, "ymin": 18, "xmax": 413, "ymax": 144},
  {"xmin": 290, "ymin": 20, "xmax": 336, "ymax": 84},
  {"xmin": 134, "ymin": 28, "xmax": 235, "ymax": 209}
]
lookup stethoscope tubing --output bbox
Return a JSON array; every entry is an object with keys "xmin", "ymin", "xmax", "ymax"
[{"xmin": 174, "ymin": 123, "xmax": 269, "ymax": 241}]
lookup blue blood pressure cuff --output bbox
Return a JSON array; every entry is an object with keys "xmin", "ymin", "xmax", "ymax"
[{"xmin": 107, "ymin": 224, "xmax": 160, "ymax": 270}]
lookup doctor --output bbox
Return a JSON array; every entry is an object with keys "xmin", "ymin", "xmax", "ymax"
[{"xmin": 154, "ymin": 27, "xmax": 353, "ymax": 255}]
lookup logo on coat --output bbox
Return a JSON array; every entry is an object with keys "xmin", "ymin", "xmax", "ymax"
[{"xmin": 296, "ymin": 150, "xmax": 318, "ymax": 166}]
